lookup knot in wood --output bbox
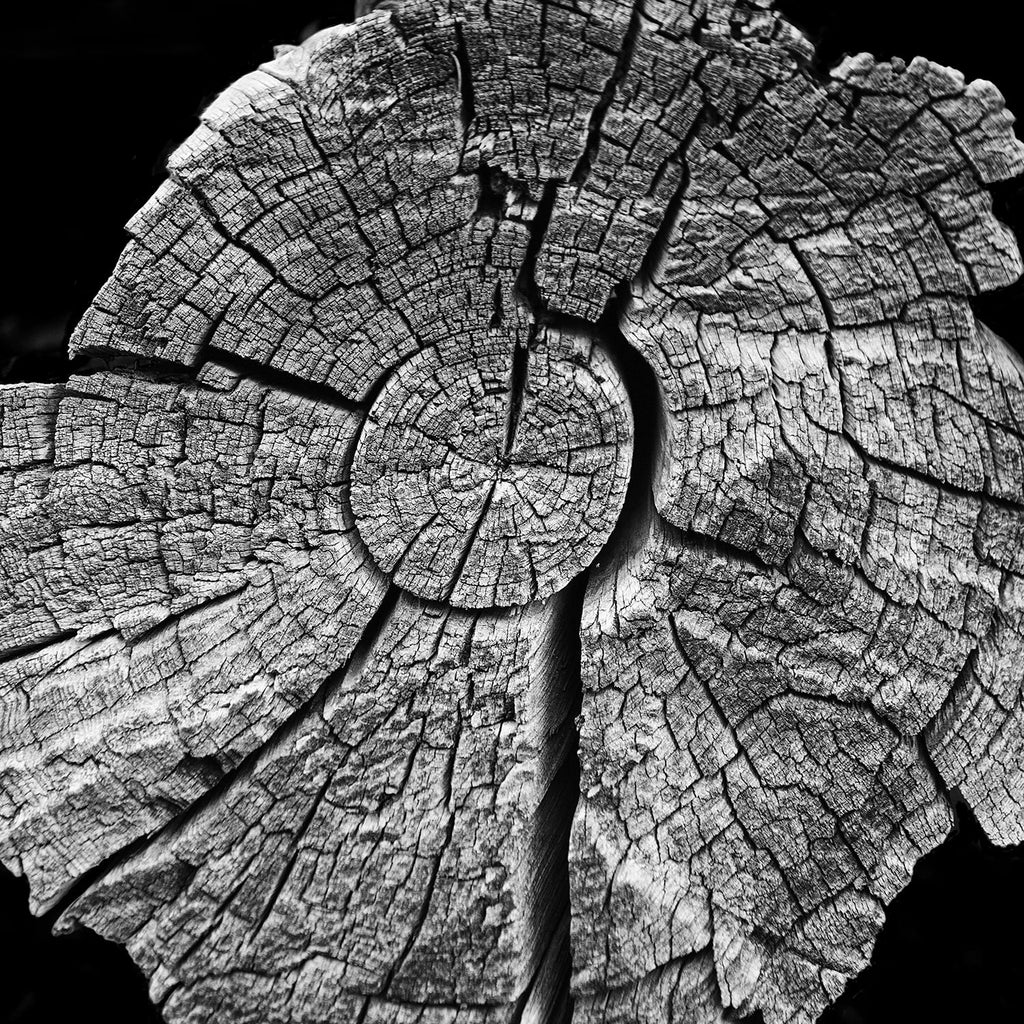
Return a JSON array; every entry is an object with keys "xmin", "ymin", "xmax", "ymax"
[{"xmin": 350, "ymin": 330, "xmax": 633, "ymax": 607}]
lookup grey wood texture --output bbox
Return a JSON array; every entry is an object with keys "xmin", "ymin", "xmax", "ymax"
[{"xmin": 2, "ymin": 1, "xmax": 1024, "ymax": 1022}]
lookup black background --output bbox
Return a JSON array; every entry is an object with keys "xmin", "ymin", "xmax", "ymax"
[{"xmin": 1, "ymin": 2, "xmax": 1023, "ymax": 1021}]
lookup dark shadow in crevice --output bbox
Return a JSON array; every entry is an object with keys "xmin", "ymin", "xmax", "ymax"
[
  {"xmin": 819, "ymin": 805, "xmax": 1024, "ymax": 1024},
  {"xmin": 0, "ymin": 865, "xmax": 163, "ymax": 1023}
]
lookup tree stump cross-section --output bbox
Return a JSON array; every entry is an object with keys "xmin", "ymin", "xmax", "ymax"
[{"xmin": 2, "ymin": 1, "xmax": 1024, "ymax": 1022}]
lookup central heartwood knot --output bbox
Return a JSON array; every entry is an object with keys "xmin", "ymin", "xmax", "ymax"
[{"xmin": 350, "ymin": 329, "xmax": 634, "ymax": 608}]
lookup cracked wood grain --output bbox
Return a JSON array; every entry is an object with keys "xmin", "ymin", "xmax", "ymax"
[{"xmin": 2, "ymin": 2, "xmax": 1024, "ymax": 1023}]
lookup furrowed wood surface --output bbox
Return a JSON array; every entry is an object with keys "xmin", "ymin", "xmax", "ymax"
[{"xmin": 1, "ymin": 1, "xmax": 1023, "ymax": 1022}]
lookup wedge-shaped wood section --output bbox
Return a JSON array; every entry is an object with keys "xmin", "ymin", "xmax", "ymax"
[
  {"xmin": 2, "ymin": 1, "xmax": 1024, "ymax": 1022},
  {"xmin": 61, "ymin": 595, "xmax": 577, "ymax": 1021},
  {"xmin": 1, "ymin": 372, "xmax": 387, "ymax": 909}
]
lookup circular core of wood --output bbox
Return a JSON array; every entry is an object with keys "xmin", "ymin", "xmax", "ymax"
[{"xmin": 351, "ymin": 334, "xmax": 633, "ymax": 607}]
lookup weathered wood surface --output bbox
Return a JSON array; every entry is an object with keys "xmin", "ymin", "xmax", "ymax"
[{"xmin": 2, "ymin": 1, "xmax": 1024, "ymax": 1021}]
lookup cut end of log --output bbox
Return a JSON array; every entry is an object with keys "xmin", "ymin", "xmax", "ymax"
[{"xmin": 3, "ymin": 1, "xmax": 1024, "ymax": 1023}]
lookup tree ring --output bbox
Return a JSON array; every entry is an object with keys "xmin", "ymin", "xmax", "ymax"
[{"xmin": 351, "ymin": 331, "xmax": 633, "ymax": 608}]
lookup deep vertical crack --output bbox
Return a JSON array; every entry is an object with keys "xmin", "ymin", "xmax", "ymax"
[
  {"xmin": 515, "ymin": 179, "xmax": 560, "ymax": 316},
  {"xmin": 452, "ymin": 19, "xmax": 476, "ymax": 150},
  {"xmin": 591, "ymin": 283, "xmax": 666, "ymax": 561},
  {"xmin": 570, "ymin": 0, "xmax": 647, "ymax": 186},
  {"xmin": 504, "ymin": 325, "xmax": 532, "ymax": 456},
  {"xmin": 518, "ymin": 576, "xmax": 586, "ymax": 1024},
  {"xmin": 516, "ymin": 278, "xmax": 666, "ymax": 1022}
]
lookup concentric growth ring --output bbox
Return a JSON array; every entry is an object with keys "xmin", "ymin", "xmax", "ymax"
[{"xmin": 351, "ymin": 329, "xmax": 633, "ymax": 608}]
